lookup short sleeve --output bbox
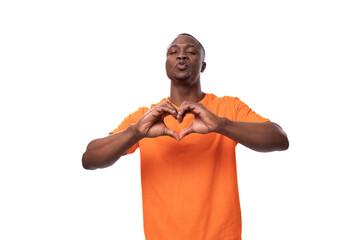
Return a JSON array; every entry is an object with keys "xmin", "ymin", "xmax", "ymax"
[
  {"xmin": 234, "ymin": 97, "xmax": 270, "ymax": 123},
  {"xmin": 109, "ymin": 107, "xmax": 148, "ymax": 155}
]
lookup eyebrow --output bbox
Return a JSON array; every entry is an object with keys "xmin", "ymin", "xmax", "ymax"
[{"xmin": 168, "ymin": 44, "xmax": 198, "ymax": 49}]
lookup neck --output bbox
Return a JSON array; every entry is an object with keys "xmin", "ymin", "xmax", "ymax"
[{"xmin": 169, "ymin": 80, "xmax": 205, "ymax": 107}]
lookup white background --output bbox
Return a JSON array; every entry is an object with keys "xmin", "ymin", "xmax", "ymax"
[{"xmin": 1, "ymin": 0, "xmax": 359, "ymax": 239}]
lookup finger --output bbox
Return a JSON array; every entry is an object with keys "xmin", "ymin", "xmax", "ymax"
[
  {"xmin": 159, "ymin": 101, "xmax": 178, "ymax": 117},
  {"xmin": 163, "ymin": 101, "xmax": 178, "ymax": 113},
  {"xmin": 157, "ymin": 106, "xmax": 177, "ymax": 114},
  {"xmin": 164, "ymin": 126, "xmax": 180, "ymax": 142},
  {"xmin": 154, "ymin": 106, "xmax": 177, "ymax": 118},
  {"xmin": 179, "ymin": 124, "xmax": 195, "ymax": 140},
  {"xmin": 177, "ymin": 102, "xmax": 199, "ymax": 123}
]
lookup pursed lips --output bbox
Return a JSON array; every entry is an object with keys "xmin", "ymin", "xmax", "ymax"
[{"xmin": 176, "ymin": 61, "xmax": 189, "ymax": 70}]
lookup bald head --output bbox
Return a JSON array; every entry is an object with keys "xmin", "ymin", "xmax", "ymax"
[
  {"xmin": 176, "ymin": 33, "xmax": 205, "ymax": 59},
  {"xmin": 168, "ymin": 33, "xmax": 206, "ymax": 61},
  {"xmin": 166, "ymin": 33, "xmax": 207, "ymax": 84}
]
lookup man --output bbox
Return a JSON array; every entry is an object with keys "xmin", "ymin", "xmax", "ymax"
[{"xmin": 82, "ymin": 33, "xmax": 289, "ymax": 240}]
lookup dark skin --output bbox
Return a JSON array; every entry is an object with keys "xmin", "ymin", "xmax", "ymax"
[{"xmin": 82, "ymin": 35, "xmax": 289, "ymax": 170}]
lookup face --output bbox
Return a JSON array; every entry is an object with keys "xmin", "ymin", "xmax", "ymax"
[{"xmin": 165, "ymin": 35, "xmax": 206, "ymax": 85}]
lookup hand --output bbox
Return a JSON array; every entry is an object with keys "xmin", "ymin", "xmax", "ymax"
[
  {"xmin": 177, "ymin": 101, "xmax": 221, "ymax": 140},
  {"xmin": 134, "ymin": 102, "xmax": 180, "ymax": 141}
]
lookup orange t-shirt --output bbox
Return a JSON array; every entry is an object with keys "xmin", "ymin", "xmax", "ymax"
[{"xmin": 110, "ymin": 93, "xmax": 270, "ymax": 240}]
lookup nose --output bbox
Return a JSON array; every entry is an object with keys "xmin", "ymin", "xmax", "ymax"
[{"xmin": 176, "ymin": 55, "xmax": 189, "ymax": 60}]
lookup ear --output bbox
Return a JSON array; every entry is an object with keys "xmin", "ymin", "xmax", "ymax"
[{"xmin": 201, "ymin": 62, "xmax": 206, "ymax": 73}]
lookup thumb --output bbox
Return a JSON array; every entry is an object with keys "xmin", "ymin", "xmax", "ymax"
[
  {"xmin": 164, "ymin": 127, "xmax": 180, "ymax": 142},
  {"xmin": 179, "ymin": 124, "xmax": 195, "ymax": 140}
]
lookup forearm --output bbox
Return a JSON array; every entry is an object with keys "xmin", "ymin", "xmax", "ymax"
[
  {"xmin": 82, "ymin": 124, "xmax": 143, "ymax": 170},
  {"xmin": 217, "ymin": 118, "xmax": 289, "ymax": 152}
]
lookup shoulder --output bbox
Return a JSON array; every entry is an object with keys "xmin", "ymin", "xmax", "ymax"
[
  {"xmin": 206, "ymin": 93, "xmax": 269, "ymax": 122},
  {"xmin": 109, "ymin": 97, "xmax": 167, "ymax": 134},
  {"xmin": 204, "ymin": 93, "xmax": 245, "ymax": 118},
  {"xmin": 149, "ymin": 97, "xmax": 169, "ymax": 109},
  {"xmin": 128, "ymin": 97, "xmax": 168, "ymax": 120},
  {"xmin": 206, "ymin": 93, "xmax": 245, "ymax": 108},
  {"xmin": 127, "ymin": 106, "xmax": 148, "ymax": 122}
]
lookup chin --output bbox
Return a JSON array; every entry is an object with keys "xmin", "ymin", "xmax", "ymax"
[
  {"xmin": 169, "ymin": 72, "xmax": 191, "ymax": 82},
  {"xmin": 174, "ymin": 75, "xmax": 190, "ymax": 81},
  {"xmin": 173, "ymin": 74, "xmax": 192, "ymax": 82}
]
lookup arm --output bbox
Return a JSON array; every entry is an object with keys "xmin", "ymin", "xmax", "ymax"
[
  {"xmin": 177, "ymin": 101, "xmax": 289, "ymax": 152},
  {"xmin": 217, "ymin": 119, "xmax": 289, "ymax": 152},
  {"xmin": 82, "ymin": 102, "xmax": 179, "ymax": 170},
  {"xmin": 82, "ymin": 124, "xmax": 142, "ymax": 170}
]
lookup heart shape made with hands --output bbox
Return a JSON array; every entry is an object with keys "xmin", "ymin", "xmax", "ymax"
[
  {"xmin": 164, "ymin": 111, "xmax": 195, "ymax": 140},
  {"xmin": 162, "ymin": 109, "xmax": 213, "ymax": 141},
  {"xmin": 143, "ymin": 100, "xmax": 214, "ymax": 142}
]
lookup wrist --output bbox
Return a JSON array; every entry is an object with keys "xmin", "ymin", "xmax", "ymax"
[
  {"xmin": 129, "ymin": 123, "xmax": 145, "ymax": 141},
  {"xmin": 215, "ymin": 117, "xmax": 228, "ymax": 134}
]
